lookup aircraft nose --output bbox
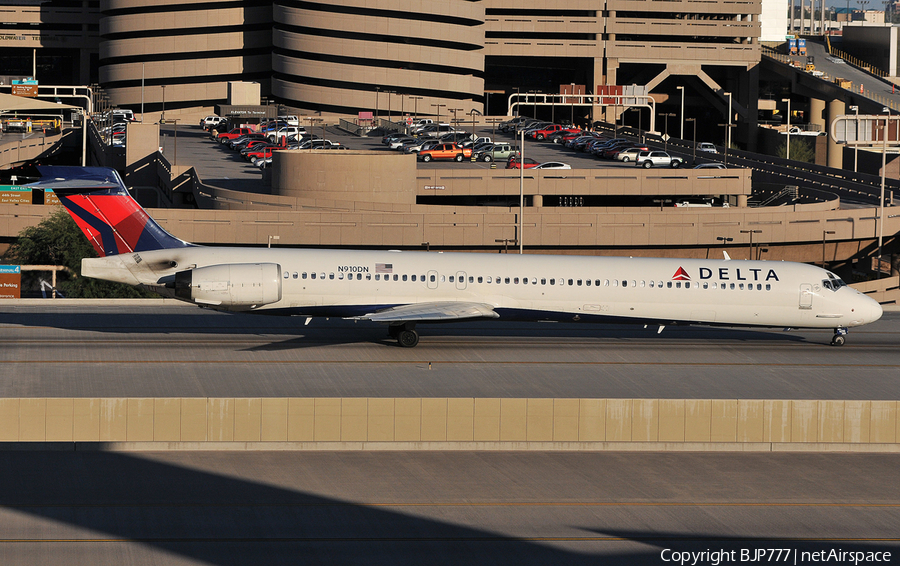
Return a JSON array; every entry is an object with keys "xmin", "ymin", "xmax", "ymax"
[{"xmin": 859, "ymin": 294, "xmax": 883, "ymax": 324}]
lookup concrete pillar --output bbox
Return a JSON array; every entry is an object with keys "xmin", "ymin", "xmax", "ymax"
[
  {"xmin": 809, "ymin": 98, "xmax": 827, "ymax": 131},
  {"xmin": 827, "ymin": 99, "xmax": 845, "ymax": 168},
  {"xmin": 737, "ymin": 194, "xmax": 748, "ymax": 207},
  {"xmin": 533, "ymin": 194, "xmax": 543, "ymax": 207}
]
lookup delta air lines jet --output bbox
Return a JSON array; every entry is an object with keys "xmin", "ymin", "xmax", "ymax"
[{"xmin": 39, "ymin": 166, "xmax": 883, "ymax": 347}]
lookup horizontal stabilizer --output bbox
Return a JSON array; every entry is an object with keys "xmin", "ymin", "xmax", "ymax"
[{"xmin": 353, "ymin": 301, "xmax": 499, "ymax": 323}]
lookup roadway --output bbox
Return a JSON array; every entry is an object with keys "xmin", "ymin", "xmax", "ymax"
[
  {"xmin": 1, "ymin": 302, "xmax": 898, "ymax": 399},
  {"xmin": 0, "ymin": 449, "xmax": 897, "ymax": 564}
]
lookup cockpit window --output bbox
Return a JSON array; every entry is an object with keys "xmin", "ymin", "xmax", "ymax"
[{"xmin": 822, "ymin": 277, "xmax": 847, "ymax": 292}]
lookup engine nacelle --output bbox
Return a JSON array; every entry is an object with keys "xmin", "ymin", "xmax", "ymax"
[{"xmin": 173, "ymin": 263, "xmax": 282, "ymax": 308}]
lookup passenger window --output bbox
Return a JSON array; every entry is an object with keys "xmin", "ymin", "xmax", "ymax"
[
  {"xmin": 650, "ymin": 280, "xmax": 655, "ymax": 288},
  {"xmin": 729, "ymin": 283, "xmax": 735, "ymax": 290},
  {"xmin": 522, "ymin": 277, "xmax": 528, "ymax": 285},
  {"xmin": 667, "ymin": 282, "xmax": 672, "ymax": 288},
  {"xmin": 756, "ymin": 284, "xmax": 761, "ymax": 290},
  {"xmin": 329, "ymin": 273, "xmax": 334, "ymax": 280},
  {"xmin": 595, "ymin": 280, "xmax": 601, "ymax": 286},
  {"xmin": 366, "ymin": 273, "xmax": 371, "ymax": 280},
  {"xmin": 657, "ymin": 281, "xmax": 663, "ymax": 288},
  {"xmin": 739, "ymin": 283, "xmax": 744, "ymax": 290},
  {"xmin": 703, "ymin": 282, "xmax": 708, "ymax": 289},
  {"xmin": 585, "ymin": 279, "xmax": 591, "ymax": 286},
  {"xmin": 311, "ymin": 272, "xmax": 317, "ymax": 279},
  {"xmin": 604, "ymin": 280, "xmax": 610, "ymax": 287},
  {"xmin": 441, "ymin": 275, "xmax": 446, "ymax": 282},
  {"xmin": 514, "ymin": 277, "xmax": 519, "ymax": 284},
  {"xmin": 504, "ymin": 277, "xmax": 510, "ymax": 284},
  {"xmin": 711, "ymin": 282, "xmax": 716, "ymax": 289},
  {"xmin": 531, "ymin": 278, "xmax": 537, "ymax": 285},
  {"xmin": 338, "ymin": 272, "xmax": 344, "ymax": 280},
  {"xmin": 283, "ymin": 271, "xmax": 289, "ymax": 279},
  {"xmin": 411, "ymin": 275, "xmax": 416, "ymax": 282},
  {"xmin": 293, "ymin": 272, "xmax": 298, "ymax": 279},
  {"xmin": 550, "ymin": 279, "xmax": 555, "ymax": 285},
  {"xmin": 469, "ymin": 276, "xmax": 474, "ymax": 283},
  {"xmin": 393, "ymin": 274, "xmax": 399, "ymax": 281},
  {"xmin": 640, "ymin": 281, "xmax": 645, "ymax": 288},
  {"xmin": 449, "ymin": 276, "xmax": 455, "ymax": 283},
  {"xmin": 302, "ymin": 273, "xmax": 308, "ymax": 280},
  {"xmin": 477, "ymin": 277, "xmax": 483, "ymax": 283},
  {"xmin": 568, "ymin": 279, "xmax": 574, "ymax": 286},
  {"xmin": 431, "ymin": 275, "xmax": 436, "ymax": 282},
  {"xmin": 375, "ymin": 274, "xmax": 381, "ymax": 281},
  {"xmin": 487, "ymin": 276, "xmax": 492, "ymax": 283},
  {"xmin": 402, "ymin": 274, "xmax": 408, "ymax": 281},
  {"xmin": 577, "ymin": 280, "xmax": 582, "ymax": 286},
  {"xmin": 623, "ymin": 280, "xmax": 628, "ymax": 288},
  {"xmin": 541, "ymin": 278, "xmax": 546, "ymax": 285},
  {"xmin": 632, "ymin": 281, "xmax": 637, "ymax": 288},
  {"xmin": 675, "ymin": 282, "xmax": 681, "ymax": 289},
  {"xmin": 613, "ymin": 280, "xmax": 618, "ymax": 287},
  {"xmin": 766, "ymin": 284, "xmax": 771, "ymax": 290}
]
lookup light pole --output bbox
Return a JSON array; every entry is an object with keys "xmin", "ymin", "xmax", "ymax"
[
  {"xmin": 686, "ymin": 117, "xmax": 697, "ymax": 164},
  {"xmin": 725, "ymin": 91, "xmax": 733, "ymax": 152},
  {"xmin": 410, "ymin": 96, "xmax": 423, "ymax": 121},
  {"xmin": 375, "ymin": 87, "xmax": 380, "ymax": 120},
  {"xmin": 822, "ymin": 230, "xmax": 836, "ymax": 267},
  {"xmin": 782, "ymin": 98, "xmax": 791, "ymax": 160},
  {"xmin": 387, "ymin": 90, "xmax": 396, "ymax": 122},
  {"xmin": 740, "ymin": 229, "xmax": 762, "ymax": 260},
  {"xmin": 469, "ymin": 108, "xmax": 481, "ymax": 143},
  {"xmin": 661, "ymin": 113, "xmax": 675, "ymax": 152},
  {"xmin": 850, "ymin": 105, "xmax": 859, "ymax": 172},
  {"xmin": 676, "ymin": 86, "xmax": 685, "ymax": 140},
  {"xmin": 878, "ymin": 107, "xmax": 889, "ymax": 277},
  {"xmin": 160, "ymin": 85, "xmax": 166, "ymax": 123},
  {"xmin": 519, "ymin": 127, "xmax": 525, "ymax": 254},
  {"xmin": 431, "ymin": 103, "xmax": 445, "ymax": 124}
]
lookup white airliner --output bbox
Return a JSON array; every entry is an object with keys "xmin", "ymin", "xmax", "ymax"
[{"xmin": 38, "ymin": 166, "xmax": 883, "ymax": 347}]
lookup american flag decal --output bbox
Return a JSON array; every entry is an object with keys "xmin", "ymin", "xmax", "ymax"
[{"xmin": 375, "ymin": 263, "xmax": 393, "ymax": 273}]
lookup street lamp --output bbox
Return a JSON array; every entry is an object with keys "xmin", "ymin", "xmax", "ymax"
[
  {"xmin": 782, "ymin": 98, "xmax": 791, "ymax": 160},
  {"xmin": 267, "ymin": 235, "xmax": 280, "ymax": 248},
  {"xmin": 849, "ymin": 105, "xmax": 859, "ymax": 172},
  {"xmin": 410, "ymin": 96, "xmax": 423, "ymax": 121},
  {"xmin": 822, "ymin": 230, "xmax": 836, "ymax": 267},
  {"xmin": 878, "ymin": 107, "xmax": 890, "ymax": 277},
  {"xmin": 661, "ymin": 113, "xmax": 676, "ymax": 152},
  {"xmin": 676, "ymin": 86, "xmax": 685, "ymax": 140},
  {"xmin": 686, "ymin": 117, "xmax": 697, "ymax": 164},
  {"xmin": 160, "ymin": 85, "xmax": 166, "ymax": 123},
  {"xmin": 519, "ymin": 129, "xmax": 525, "ymax": 254},
  {"xmin": 375, "ymin": 87, "xmax": 380, "ymax": 120},
  {"xmin": 431, "ymin": 103, "xmax": 445, "ymax": 124},
  {"xmin": 725, "ymin": 91, "xmax": 733, "ymax": 152},
  {"xmin": 469, "ymin": 108, "xmax": 482, "ymax": 143},
  {"xmin": 628, "ymin": 106, "xmax": 643, "ymax": 143},
  {"xmin": 740, "ymin": 229, "xmax": 762, "ymax": 260}
]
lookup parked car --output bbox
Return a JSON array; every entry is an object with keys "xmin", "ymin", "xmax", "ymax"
[
  {"xmin": 506, "ymin": 156, "xmax": 540, "ymax": 169},
  {"xmin": 498, "ymin": 116, "xmax": 530, "ymax": 132},
  {"xmin": 200, "ymin": 115, "xmax": 223, "ymax": 128},
  {"xmin": 635, "ymin": 150, "xmax": 684, "ymax": 168},
  {"xmin": 417, "ymin": 143, "xmax": 473, "ymax": 162},
  {"xmin": 693, "ymin": 162, "xmax": 726, "ymax": 169},
  {"xmin": 615, "ymin": 147, "xmax": 648, "ymax": 162},
  {"xmin": 474, "ymin": 142, "xmax": 516, "ymax": 162},
  {"xmin": 533, "ymin": 162, "xmax": 571, "ymax": 169},
  {"xmin": 697, "ymin": 142, "xmax": 718, "ymax": 153},
  {"xmin": 217, "ymin": 127, "xmax": 255, "ymax": 143}
]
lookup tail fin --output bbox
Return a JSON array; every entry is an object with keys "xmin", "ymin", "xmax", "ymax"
[{"xmin": 32, "ymin": 166, "xmax": 192, "ymax": 258}]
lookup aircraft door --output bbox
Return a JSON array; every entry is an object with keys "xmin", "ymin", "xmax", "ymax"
[
  {"xmin": 427, "ymin": 270, "xmax": 438, "ymax": 290},
  {"xmin": 456, "ymin": 271, "xmax": 467, "ymax": 290},
  {"xmin": 799, "ymin": 284, "xmax": 813, "ymax": 309}
]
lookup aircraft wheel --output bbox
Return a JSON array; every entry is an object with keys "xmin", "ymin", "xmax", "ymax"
[
  {"xmin": 831, "ymin": 334, "xmax": 845, "ymax": 347},
  {"xmin": 398, "ymin": 329, "xmax": 419, "ymax": 348}
]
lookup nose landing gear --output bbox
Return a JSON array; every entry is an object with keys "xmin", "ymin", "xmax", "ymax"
[
  {"xmin": 388, "ymin": 323, "xmax": 419, "ymax": 348},
  {"xmin": 831, "ymin": 327, "xmax": 848, "ymax": 346}
]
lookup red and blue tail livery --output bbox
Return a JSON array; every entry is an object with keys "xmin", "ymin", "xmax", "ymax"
[{"xmin": 32, "ymin": 166, "xmax": 191, "ymax": 257}]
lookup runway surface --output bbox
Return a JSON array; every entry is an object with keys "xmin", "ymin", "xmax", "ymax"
[
  {"xmin": 1, "ymin": 302, "xmax": 898, "ymax": 399},
  {"xmin": 0, "ymin": 450, "xmax": 897, "ymax": 565}
]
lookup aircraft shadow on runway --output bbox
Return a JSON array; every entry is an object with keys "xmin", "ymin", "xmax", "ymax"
[
  {"xmin": 2, "ymin": 451, "xmax": 896, "ymax": 566},
  {"xmin": 0, "ymin": 309, "xmax": 817, "ymax": 351}
]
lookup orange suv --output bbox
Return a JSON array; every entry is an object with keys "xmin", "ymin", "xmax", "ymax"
[{"xmin": 417, "ymin": 143, "xmax": 473, "ymax": 162}]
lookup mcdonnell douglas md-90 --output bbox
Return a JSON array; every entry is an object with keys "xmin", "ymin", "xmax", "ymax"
[{"xmin": 38, "ymin": 166, "xmax": 882, "ymax": 347}]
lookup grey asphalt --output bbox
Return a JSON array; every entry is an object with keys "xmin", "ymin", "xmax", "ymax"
[
  {"xmin": 0, "ymin": 450, "xmax": 896, "ymax": 565},
  {"xmin": 1, "ymin": 302, "xmax": 897, "ymax": 399}
]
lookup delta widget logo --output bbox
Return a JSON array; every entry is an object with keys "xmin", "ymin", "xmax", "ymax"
[{"xmin": 672, "ymin": 267, "xmax": 690, "ymax": 281}]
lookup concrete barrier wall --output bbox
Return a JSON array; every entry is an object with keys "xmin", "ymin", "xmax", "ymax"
[{"xmin": 1, "ymin": 398, "xmax": 898, "ymax": 450}]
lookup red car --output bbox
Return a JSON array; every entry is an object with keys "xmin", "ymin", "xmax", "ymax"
[
  {"xmin": 216, "ymin": 127, "xmax": 255, "ymax": 143},
  {"xmin": 506, "ymin": 156, "xmax": 540, "ymax": 169},
  {"xmin": 529, "ymin": 124, "xmax": 579, "ymax": 141}
]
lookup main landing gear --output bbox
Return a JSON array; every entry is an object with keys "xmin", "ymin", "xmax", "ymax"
[
  {"xmin": 388, "ymin": 323, "xmax": 419, "ymax": 348},
  {"xmin": 831, "ymin": 327, "xmax": 848, "ymax": 347}
]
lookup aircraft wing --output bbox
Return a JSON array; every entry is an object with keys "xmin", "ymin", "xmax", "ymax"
[{"xmin": 353, "ymin": 302, "xmax": 499, "ymax": 323}]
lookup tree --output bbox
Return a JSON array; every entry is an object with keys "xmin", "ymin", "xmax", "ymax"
[
  {"xmin": 776, "ymin": 138, "xmax": 816, "ymax": 163},
  {"xmin": 2, "ymin": 208, "xmax": 154, "ymax": 298}
]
